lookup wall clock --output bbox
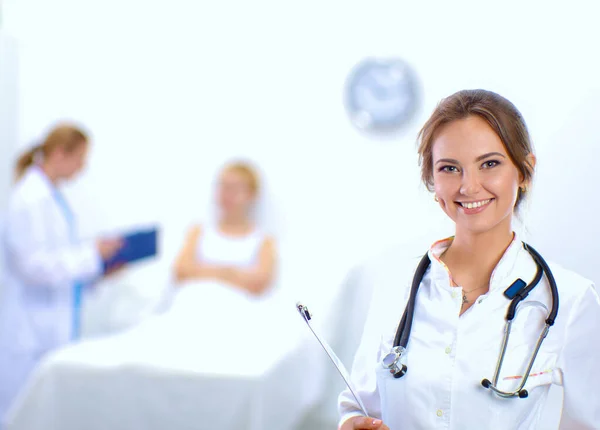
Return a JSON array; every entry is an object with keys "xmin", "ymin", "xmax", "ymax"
[{"xmin": 344, "ymin": 57, "xmax": 419, "ymax": 133}]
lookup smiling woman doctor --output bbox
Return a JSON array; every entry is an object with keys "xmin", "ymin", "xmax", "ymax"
[
  {"xmin": 339, "ymin": 90, "xmax": 600, "ymax": 430},
  {"xmin": 0, "ymin": 124, "xmax": 124, "ymax": 426}
]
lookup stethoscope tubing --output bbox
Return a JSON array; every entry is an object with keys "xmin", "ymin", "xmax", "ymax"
[{"xmin": 386, "ymin": 242, "xmax": 559, "ymax": 398}]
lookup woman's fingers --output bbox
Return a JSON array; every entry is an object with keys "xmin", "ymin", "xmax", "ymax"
[{"xmin": 352, "ymin": 416, "xmax": 386, "ymax": 429}]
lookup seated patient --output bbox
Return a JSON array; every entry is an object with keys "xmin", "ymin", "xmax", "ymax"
[{"xmin": 173, "ymin": 161, "xmax": 277, "ymax": 295}]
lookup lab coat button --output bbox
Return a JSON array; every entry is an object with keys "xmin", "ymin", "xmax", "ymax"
[
  {"xmin": 451, "ymin": 291, "xmax": 458, "ymax": 299},
  {"xmin": 436, "ymin": 409, "xmax": 443, "ymax": 417},
  {"xmin": 445, "ymin": 346, "xmax": 452, "ymax": 354}
]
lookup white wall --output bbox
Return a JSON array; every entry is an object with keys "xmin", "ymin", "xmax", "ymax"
[
  {"xmin": 0, "ymin": 30, "xmax": 18, "ymax": 302},
  {"xmin": 4, "ymin": 0, "xmax": 600, "ymax": 315},
  {"xmin": 0, "ymin": 31, "xmax": 18, "ymax": 210},
  {"xmin": 526, "ymin": 92, "xmax": 600, "ymax": 284}
]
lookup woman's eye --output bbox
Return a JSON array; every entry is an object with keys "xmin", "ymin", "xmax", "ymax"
[
  {"xmin": 439, "ymin": 165, "xmax": 458, "ymax": 173},
  {"xmin": 482, "ymin": 160, "xmax": 500, "ymax": 169}
]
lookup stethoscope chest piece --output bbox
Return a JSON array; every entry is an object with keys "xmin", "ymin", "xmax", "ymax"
[{"xmin": 382, "ymin": 346, "xmax": 407, "ymax": 378}]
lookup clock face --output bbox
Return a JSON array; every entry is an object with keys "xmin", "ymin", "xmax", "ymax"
[{"xmin": 345, "ymin": 58, "xmax": 419, "ymax": 133}]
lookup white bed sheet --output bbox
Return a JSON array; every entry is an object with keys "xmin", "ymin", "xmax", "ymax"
[{"xmin": 5, "ymin": 281, "xmax": 326, "ymax": 430}]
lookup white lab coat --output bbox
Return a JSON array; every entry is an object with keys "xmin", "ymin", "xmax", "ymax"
[
  {"xmin": 0, "ymin": 166, "xmax": 103, "ymax": 425},
  {"xmin": 339, "ymin": 234, "xmax": 600, "ymax": 429}
]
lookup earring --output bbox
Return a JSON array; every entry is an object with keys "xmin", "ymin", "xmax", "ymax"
[{"xmin": 434, "ymin": 195, "xmax": 439, "ymax": 202}]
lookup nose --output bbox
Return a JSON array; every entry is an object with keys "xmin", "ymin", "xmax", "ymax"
[{"xmin": 460, "ymin": 169, "xmax": 482, "ymax": 196}]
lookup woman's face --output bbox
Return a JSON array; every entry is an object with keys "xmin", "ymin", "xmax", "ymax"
[
  {"xmin": 217, "ymin": 169, "xmax": 255, "ymax": 217},
  {"xmin": 56, "ymin": 142, "xmax": 89, "ymax": 180},
  {"xmin": 432, "ymin": 116, "xmax": 526, "ymax": 236}
]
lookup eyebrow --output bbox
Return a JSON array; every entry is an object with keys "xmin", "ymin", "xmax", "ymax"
[{"xmin": 434, "ymin": 152, "xmax": 507, "ymax": 165}]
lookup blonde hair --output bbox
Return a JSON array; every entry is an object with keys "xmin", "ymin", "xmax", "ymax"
[
  {"xmin": 221, "ymin": 161, "xmax": 260, "ymax": 195},
  {"xmin": 15, "ymin": 123, "xmax": 89, "ymax": 180}
]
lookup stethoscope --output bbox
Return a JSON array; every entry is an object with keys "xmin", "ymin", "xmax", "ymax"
[{"xmin": 382, "ymin": 242, "xmax": 559, "ymax": 399}]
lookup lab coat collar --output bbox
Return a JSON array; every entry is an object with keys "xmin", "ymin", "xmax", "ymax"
[
  {"xmin": 28, "ymin": 164, "xmax": 55, "ymax": 190},
  {"xmin": 427, "ymin": 232, "xmax": 524, "ymax": 293}
]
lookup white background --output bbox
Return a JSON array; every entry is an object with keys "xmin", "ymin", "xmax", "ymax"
[
  {"xmin": 0, "ymin": 30, "xmax": 19, "ymax": 305},
  {"xmin": 2, "ymin": 0, "xmax": 599, "ymax": 337},
  {"xmin": 2, "ymin": 1, "xmax": 599, "ymax": 427},
  {"xmin": 0, "ymin": 31, "xmax": 18, "ymax": 212},
  {"xmin": 5, "ymin": 0, "xmax": 600, "ymax": 306}
]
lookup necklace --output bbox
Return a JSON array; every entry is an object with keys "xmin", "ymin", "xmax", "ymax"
[{"xmin": 461, "ymin": 285, "xmax": 488, "ymax": 306}]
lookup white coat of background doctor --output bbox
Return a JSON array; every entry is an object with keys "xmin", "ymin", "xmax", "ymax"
[{"xmin": 0, "ymin": 123, "xmax": 124, "ymax": 426}]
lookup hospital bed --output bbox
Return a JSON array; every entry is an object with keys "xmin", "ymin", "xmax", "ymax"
[
  {"xmin": 5, "ymin": 233, "xmax": 465, "ymax": 430},
  {"xmin": 3, "ymin": 223, "xmax": 333, "ymax": 430},
  {"xmin": 5, "ymin": 282, "xmax": 327, "ymax": 430}
]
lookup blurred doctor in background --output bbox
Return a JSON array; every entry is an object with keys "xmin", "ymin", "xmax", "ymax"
[
  {"xmin": 0, "ymin": 123, "xmax": 124, "ymax": 425},
  {"xmin": 173, "ymin": 160, "xmax": 277, "ymax": 296}
]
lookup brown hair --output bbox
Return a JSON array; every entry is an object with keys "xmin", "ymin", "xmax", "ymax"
[
  {"xmin": 15, "ymin": 124, "xmax": 89, "ymax": 180},
  {"xmin": 417, "ymin": 89, "xmax": 535, "ymax": 208},
  {"xmin": 221, "ymin": 161, "xmax": 260, "ymax": 195}
]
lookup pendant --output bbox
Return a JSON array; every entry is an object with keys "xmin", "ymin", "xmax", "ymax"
[{"xmin": 462, "ymin": 294, "xmax": 469, "ymax": 306}]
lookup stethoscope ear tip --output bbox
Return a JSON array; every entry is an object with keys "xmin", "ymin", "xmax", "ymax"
[{"xmin": 481, "ymin": 379, "xmax": 491, "ymax": 388}]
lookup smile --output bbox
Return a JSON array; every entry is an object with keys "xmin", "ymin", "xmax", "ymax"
[{"xmin": 457, "ymin": 199, "xmax": 493, "ymax": 209}]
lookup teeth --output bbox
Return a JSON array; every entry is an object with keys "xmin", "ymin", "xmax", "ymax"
[{"xmin": 462, "ymin": 199, "xmax": 490, "ymax": 209}]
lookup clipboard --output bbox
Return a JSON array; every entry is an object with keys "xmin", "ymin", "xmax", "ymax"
[
  {"xmin": 102, "ymin": 227, "xmax": 159, "ymax": 272},
  {"xmin": 296, "ymin": 302, "xmax": 369, "ymax": 417}
]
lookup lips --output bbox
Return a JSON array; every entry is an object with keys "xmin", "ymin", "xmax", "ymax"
[
  {"xmin": 457, "ymin": 199, "xmax": 493, "ymax": 209},
  {"xmin": 455, "ymin": 198, "xmax": 494, "ymax": 214}
]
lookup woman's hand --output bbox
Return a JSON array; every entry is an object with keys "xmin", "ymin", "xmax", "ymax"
[
  {"xmin": 103, "ymin": 262, "xmax": 126, "ymax": 278},
  {"xmin": 174, "ymin": 261, "xmax": 223, "ymax": 284},
  {"xmin": 340, "ymin": 416, "xmax": 390, "ymax": 430},
  {"xmin": 97, "ymin": 237, "xmax": 124, "ymax": 260}
]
